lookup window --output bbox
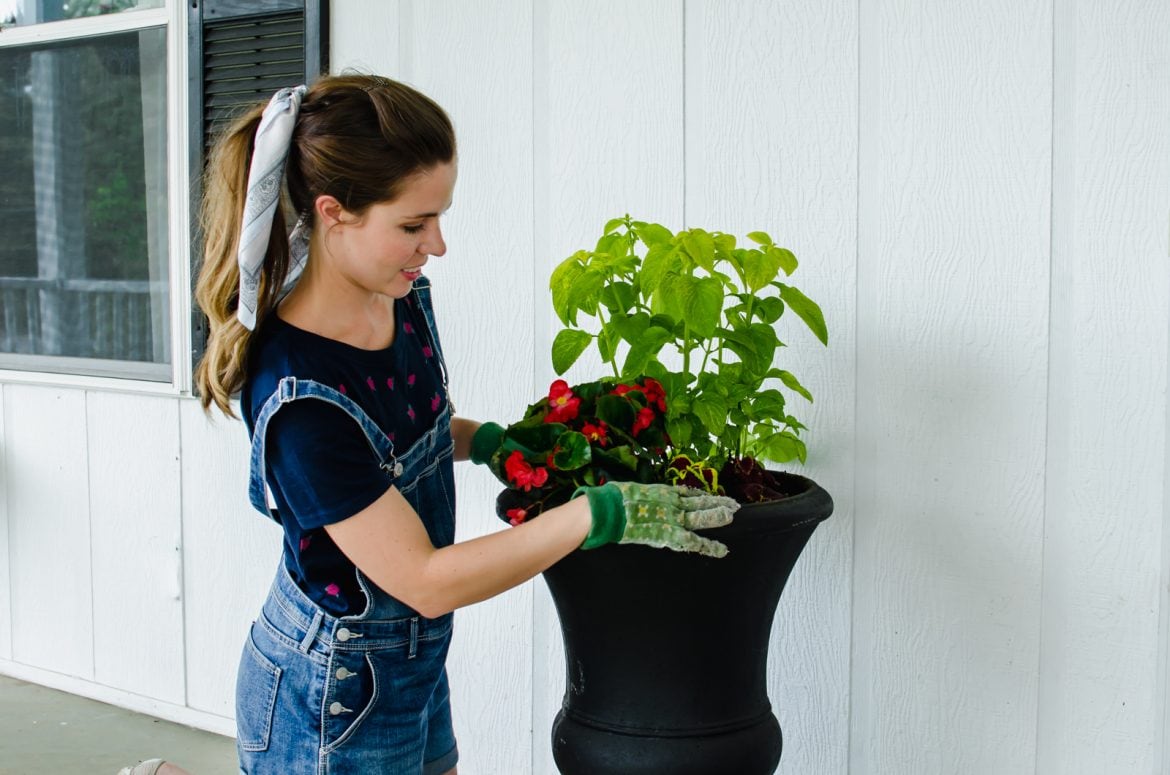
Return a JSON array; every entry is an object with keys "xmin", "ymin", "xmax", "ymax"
[
  {"xmin": 0, "ymin": 0, "xmax": 326, "ymax": 384},
  {"xmin": 0, "ymin": 2, "xmax": 171, "ymax": 380}
]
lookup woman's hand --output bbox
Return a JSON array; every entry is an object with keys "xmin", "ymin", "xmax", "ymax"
[{"xmin": 574, "ymin": 482, "xmax": 738, "ymax": 558}]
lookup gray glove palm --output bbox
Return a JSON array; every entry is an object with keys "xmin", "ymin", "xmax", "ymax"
[{"xmin": 575, "ymin": 481, "xmax": 738, "ymax": 558}]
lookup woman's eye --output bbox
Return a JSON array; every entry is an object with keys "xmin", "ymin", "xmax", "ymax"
[{"xmin": 402, "ymin": 223, "xmax": 425, "ymax": 234}]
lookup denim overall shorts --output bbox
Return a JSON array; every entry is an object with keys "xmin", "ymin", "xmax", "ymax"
[{"xmin": 236, "ymin": 280, "xmax": 459, "ymax": 775}]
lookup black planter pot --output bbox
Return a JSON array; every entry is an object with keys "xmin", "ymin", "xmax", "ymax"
[{"xmin": 499, "ymin": 473, "xmax": 833, "ymax": 775}]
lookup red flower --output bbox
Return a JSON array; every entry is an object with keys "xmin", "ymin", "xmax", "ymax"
[
  {"xmin": 506, "ymin": 508, "xmax": 528, "ymax": 526},
  {"xmin": 632, "ymin": 406, "xmax": 655, "ymax": 436},
  {"xmin": 545, "ymin": 379, "xmax": 581, "ymax": 424},
  {"xmin": 581, "ymin": 421, "xmax": 609, "ymax": 447},
  {"xmin": 504, "ymin": 450, "xmax": 550, "ymax": 491},
  {"xmin": 642, "ymin": 377, "xmax": 667, "ymax": 412},
  {"xmin": 611, "ymin": 384, "xmax": 635, "ymax": 397}
]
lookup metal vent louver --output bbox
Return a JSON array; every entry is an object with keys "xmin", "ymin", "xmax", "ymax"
[{"xmin": 202, "ymin": 12, "xmax": 305, "ymax": 150}]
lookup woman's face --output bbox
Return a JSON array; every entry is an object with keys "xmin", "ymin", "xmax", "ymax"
[{"xmin": 323, "ymin": 161, "xmax": 457, "ymax": 299}]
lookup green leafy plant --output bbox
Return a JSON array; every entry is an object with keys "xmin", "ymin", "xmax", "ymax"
[{"xmin": 549, "ymin": 214, "xmax": 828, "ymax": 471}]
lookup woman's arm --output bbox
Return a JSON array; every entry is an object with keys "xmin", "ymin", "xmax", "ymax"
[
  {"xmin": 325, "ymin": 486, "xmax": 590, "ymax": 618},
  {"xmin": 450, "ymin": 416, "xmax": 480, "ymax": 462}
]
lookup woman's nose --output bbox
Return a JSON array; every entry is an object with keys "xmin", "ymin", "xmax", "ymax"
[{"xmin": 425, "ymin": 223, "xmax": 447, "ymax": 257}]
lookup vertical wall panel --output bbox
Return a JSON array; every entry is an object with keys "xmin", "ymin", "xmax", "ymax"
[
  {"xmin": 1039, "ymin": 1, "xmax": 1170, "ymax": 773},
  {"xmin": 854, "ymin": 1, "xmax": 1051, "ymax": 772},
  {"xmin": 685, "ymin": 2, "xmax": 857, "ymax": 771},
  {"xmin": 403, "ymin": 2, "xmax": 536, "ymax": 772},
  {"xmin": 0, "ymin": 384, "xmax": 10, "ymax": 661},
  {"xmin": 180, "ymin": 402, "xmax": 282, "ymax": 717},
  {"xmin": 536, "ymin": 3, "xmax": 685, "ymax": 772},
  {"xmin": 88, "ymin": 393, "xmax": 184, "ymax": 702},
  {"xmin": 328, "ymin": 0, "xmax": 399, "ymax": 76},
  {"xmin": 6, "ymin": 386, "xmax": 93, "ymax": 678}
]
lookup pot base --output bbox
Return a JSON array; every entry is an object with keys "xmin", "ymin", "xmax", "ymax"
[{"xmin": 551, "ymin": 711, "xmax": 782, "ymax": 775}]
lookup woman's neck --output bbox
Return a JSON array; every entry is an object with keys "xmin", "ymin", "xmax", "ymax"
[{"xmin": 278, "ymin": 270, "xmax": 397, "ymax": 350}]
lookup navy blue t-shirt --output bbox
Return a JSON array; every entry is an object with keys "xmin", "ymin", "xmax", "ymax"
[{"xmin": 243, "ymin": 291, "xmax": 447, "ymax": 615}]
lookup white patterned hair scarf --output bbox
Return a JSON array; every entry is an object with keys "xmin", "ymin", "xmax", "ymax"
[{"xmin": 236, "ymin": 85, "xmax": 310, "ymax": 331}]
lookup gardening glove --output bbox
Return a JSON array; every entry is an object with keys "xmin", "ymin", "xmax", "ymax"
[
  {"xmin": 574, "ymin": 482, "xmax": 738, "ymax": 558},
  {"xmin": 469, "ymin": 421, "xmax": 505, "ymax": 465}
]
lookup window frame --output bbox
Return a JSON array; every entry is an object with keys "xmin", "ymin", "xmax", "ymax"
[{"xmin": 0, "ymin": 3, "xmax": 192, "ymax": 395}]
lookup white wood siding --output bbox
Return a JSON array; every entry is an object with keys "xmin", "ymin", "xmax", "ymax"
[
  {"xmin": 0, "ymin": 383, "xmax": 10, "ymax": 662},
  {"xmin": 1, "ymin": 2, "xmax": 1169, "ymax": 773},
  {"xmin": 88, "ymin": 392, "xmax": 185, "ymax": 703}
]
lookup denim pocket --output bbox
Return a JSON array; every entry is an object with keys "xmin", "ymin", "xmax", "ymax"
[{"xmin": 236, "ymin": 624, "xmax": 282, "ymax": 752}]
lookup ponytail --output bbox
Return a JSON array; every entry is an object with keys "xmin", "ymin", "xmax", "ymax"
[{"xmin": 194, "ymin": 105, "xmax": 292, "ymax": 417}]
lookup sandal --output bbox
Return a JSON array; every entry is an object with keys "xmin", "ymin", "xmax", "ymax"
[{"xmin": 116, "ymin": 759, "xmax": 166, "ymax": 775}]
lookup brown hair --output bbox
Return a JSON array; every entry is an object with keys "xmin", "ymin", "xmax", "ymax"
[{"xmin": 194, "ymin": 75, "xmax": 456, "ymax": 416}]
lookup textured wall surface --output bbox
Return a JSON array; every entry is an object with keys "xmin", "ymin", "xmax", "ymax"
[{"xmin": 2, "ymin": 1, "xmax": 1169, "ymax": 773}]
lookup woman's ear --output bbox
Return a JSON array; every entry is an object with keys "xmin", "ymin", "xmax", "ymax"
[{"xmin": 314, "ymin": 194, "xmax": 350, "ymax": 228}]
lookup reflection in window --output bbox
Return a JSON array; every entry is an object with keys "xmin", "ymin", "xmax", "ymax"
[
  {"xmin": 0, "ymin": 0, "xmax": 163, "ymax": 29},
  {"xmin": 0, "ymin": 27, "xmax": 169, "ymax": 377}
]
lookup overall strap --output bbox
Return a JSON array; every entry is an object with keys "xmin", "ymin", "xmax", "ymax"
[
  {"xmin": 409, "ymin": 277, "xmax": 453, "ymax": 412},
  {"xmin": 248, "ymin": 376, "xmax": 401, "ymax": 520}
]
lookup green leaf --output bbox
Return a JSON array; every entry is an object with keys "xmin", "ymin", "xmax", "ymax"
[
  {"xmin": 550, "ymin": 255, "xmax": 585, "ymax": 325},
  {"xmin": 666, "ymin": 417, "xmax": 692, "ymax": 447},
  {"xmin": 744, "ymin": 247, "xmax": 784, "ymax": 292},
  {"xmin": 632, "ymin": 221, "xmax": 675, "ymax": 247},
  {"xmin": 552, "ymin": 431, "xmax": 591, "ymax": 470},
  {"xmin": 598, "ymin": 324, "xmax": 621, "ymax": 365},
  {"xmin": 551, "ymin": 329, "xmax": 593, "ymax": 375},
  {"xmin": 761, "ymin": 432, "xmax": 807, "ymax": 464},
  {"xmin": 693, "ymin": 393, "xmax": 727, "ymax": 436},
  {"xmin": 621, "ymin": 326, "xmax": 671, "ymax": 377},
  {"xmin": 610, "ymin": 312, "xmax": 651, "ymax": 345},
  {"xmin": 569, "ymin": 267, "xmax": 607, "ymax": 320},
  {"xmin": 654, "ymin": 273, "xmax": 688, "ymax": 322},
  {"xmin": 718, "ymin": 327, "xmax": 761, "ymax": 372},
  {"xmin": 775, "ymin": 369, "xmax": 813, "ymax": 402},
  {"xmin": 757, "ymin": 296, "xmax": 785, "ymax": 323},
  {"xmin": 769, "ymin": 246, "xmax": 798, "ymax": 276},
  {"xmin": 777, "ymin": 283, "xmax": 829, "ymax": 345},
  {"xmin": 640, "ymin": 244, "xmax": 674, "ymax": 296},
  {"xmin": 595, "ymin": 445, "xmax": 639, "ymax": 472},
  {"xmin": 595, "ymin": 232, "xmax": 622, "ymax": 255},
  {"xmin": 747, "ymin": 322, "xmax": 780, "ymax": 371},
  {"xmin": 604, "ymin": 216, "xmax": 627, "ymax": 234},
  {"xmin": 750, "ymin": 389, "xmax": 787, "ymax": 419},
  {"xmin": 599, "ymin": 281, "xmax": 637, "ymax": 315},
  {"xmin": 680, "ymin": 230, "xmax": 716, "ymax": 271},
  {"xmin": 713, "ymin": 233, "xmax": 737, "ymax": 254},
  {"xmin": 507, "ymin": 423, "xmax": 564, "ymax": 455},
  {"xmin": 596, "ymin": 394, "xmax": 636, "ymax": 430},
  {"xmin": 747, "ymin": 231, "xmax": 774, "ymax": 247},
  {"xmin": 690, "ymin": 277, "xmax": 724, "ymax": 338}
]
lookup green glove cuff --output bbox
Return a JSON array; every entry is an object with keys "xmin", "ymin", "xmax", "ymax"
[
  {"xmin": 469, "ymin": 422, "xmax": 505, "ymax": 466},
  {"xmin": 574, "ymin": 484, "xmax": 627, "ymax": 550}
]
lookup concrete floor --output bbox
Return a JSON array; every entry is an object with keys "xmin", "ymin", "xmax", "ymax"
[{"xmin": 0, "ymin": 675, "xmax": 237, "ymax": 774}]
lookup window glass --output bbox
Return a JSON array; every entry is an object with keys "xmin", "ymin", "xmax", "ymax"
[
  {"xmin": 0, "ymin": 0, "xmax": 162, "ymax": 29},
  {"xmin": 0, "ymin": 26, "xmax": 169, "ymax": 378}
]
